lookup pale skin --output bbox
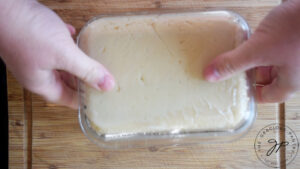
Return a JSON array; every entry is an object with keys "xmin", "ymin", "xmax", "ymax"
[
  {"xmin": 0, "ymin": 0, "xmax": 115, "ymax": 109},
  {"xmin": 0, "ymin": 0, "xmax": 299, "ymax": 109},
  {"xmin": 203, "ymin": 0, "xmax": 300, "ymax": 103}
]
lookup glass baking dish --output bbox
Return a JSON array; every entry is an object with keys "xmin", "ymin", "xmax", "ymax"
[{"xmin": 77, "ymin": 10, "xmax": 256, "ymax": 149}]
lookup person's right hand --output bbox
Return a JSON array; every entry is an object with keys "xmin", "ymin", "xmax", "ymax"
[
  {"xmin": 203, "ymin": 0, "xmax": 300, "ymax": 103},
  {"xmin": 0, "ymin": 0, "xmax": 115, "ymax": 108}
]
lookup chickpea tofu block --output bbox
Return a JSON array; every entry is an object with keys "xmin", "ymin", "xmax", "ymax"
[{"xmin": 78, "ymin": 12, "xmax": 250, "ymax": 135}]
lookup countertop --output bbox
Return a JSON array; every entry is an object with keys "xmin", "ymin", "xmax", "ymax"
[{"xmin": 8, "ymin": 0, "xmax": 300, "ymax": 168}]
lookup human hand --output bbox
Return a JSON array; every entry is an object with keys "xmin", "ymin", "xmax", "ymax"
[
  {"xmin": 203, "ymin": 0, "xmax": 300, "ymax": 103},
  {"xmin": 0, "ymin": 0, "xmax": 115, "ymax": 108}
]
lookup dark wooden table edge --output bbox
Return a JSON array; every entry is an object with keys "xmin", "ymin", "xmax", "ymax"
[{"xmin": 0, "ymin": 58, "xmax": 8, "ymax": 169}]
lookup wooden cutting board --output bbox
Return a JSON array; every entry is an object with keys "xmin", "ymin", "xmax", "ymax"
[{"xmin": 8, "ymin": 0, "xmax": 300, "ymax": 168}]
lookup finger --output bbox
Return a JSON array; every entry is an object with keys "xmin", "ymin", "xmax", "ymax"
[
  {"xmin": 203, "ymin": 37, "xmax": 269, "ymax": 82},
  {"xmin": 256, "ymin": 77, "xmax": 294, "ymax": 103},
  {"xmin": 55, "ymin": 45, "xmax": 115, "ymax": 91},
  {"xmin": 59, "ymin": 70, "xmax": 78, "ymax": 90},
  {"xmin": 66, "ymin": 23, "xmax": 76, "ymax": 36},
  {"xmin": 255, "ymin": 66, "xmax": 279, "ymax": 85},
  {"xmin": 34, "ymin": 70, "xmax": 78, "ymax": 109},
  {"xmin": 256, "ymin": 66, "xmax": 272, "ymax": 85}
]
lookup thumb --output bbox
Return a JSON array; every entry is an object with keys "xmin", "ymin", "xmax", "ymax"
[
  {"xmin": 257, "ymin": 77, "xmax": 294, "ymax": 103},
  {"xmin": 203, "ymin": 37, "xmax": 266, "ymax": 82},
  {"xmin": 56, "ymin": 45, "xmax": 115, "ymax": 91},
  {"xmin": 29, "ymin": 70, "xmax": 79, "ymax": 109}
]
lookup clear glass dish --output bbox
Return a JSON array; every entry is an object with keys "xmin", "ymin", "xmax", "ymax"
[{"xmin": 77, "ymin": 10, "xmax": 256, "ymax": 149}]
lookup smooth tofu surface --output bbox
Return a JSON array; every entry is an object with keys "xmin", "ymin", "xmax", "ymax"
[{"xmin": 79, "ymin": 12, "xmax": 250, "ymax": 134}]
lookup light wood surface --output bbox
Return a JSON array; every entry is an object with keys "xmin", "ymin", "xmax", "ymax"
[
  {"xmin": 8, "ymin": 0, "xmax": 300, "ymax": 168},
  {"xmin": 284, "ymin": 92, "xmax": 300, "ymax": 169}
]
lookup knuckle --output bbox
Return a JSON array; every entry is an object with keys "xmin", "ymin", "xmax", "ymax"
[
  {"xmin": 262, "ymin": 84, "xmax": 295, "ymax": 103},
  {"xmin": 54, "ymin": 46, "xmax": 77, "ymax": 69},
  {"xmin": 281, "ymin": 87, "xmax": 297, "ymax": 102},
  {"xmin": 55, "ymin": 54, "xmax": 70, "ymax": 69},
  {"xmin": 43, "ymin": 95, "xmax": 58, "ymax": 103},
  {"xmin": 80, "ymin": 65, "xmax": 101, "ymax": 83},
  {"xmin": 216, "ymin": 56, "xmax": 238, "ymax": 76},
  {"xmin": 245, "ymin": 37, "xmax": 270, "ymax": 65},
  {"xmin": 30, "ymin": 85, "xmax": 60, "ymax": 103},
  {"xmin": 41, "ymin": 90, "xmax": 59, "ymax": 103},
  {"xmin": 276, "ymin": 92, "xmax": 293, "ymax": 103}
]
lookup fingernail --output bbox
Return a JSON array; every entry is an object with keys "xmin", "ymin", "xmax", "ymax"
[
  {"xmin": 98, "ymin": 75, "xmax": 115, "ymax": 91},
  {"xmin": 204, "ymin": 65, "xmax": 220, "ymax": 82}
]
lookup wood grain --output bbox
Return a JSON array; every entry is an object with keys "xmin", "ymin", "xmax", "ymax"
[
  {"xmin": 23, "ymin": 90, "xmax": 32, "ymax": 169},
  {"xmin": 279, "ymin": 103, "xmax": 286, "ymax": 169},
  {"xmin": 8, "ymin": 72, "xmax": 25, "ymax": 169},
  {"xmin": 8, "ymin": 0, "xmax": 297, "ymax": 169},
  {"xmin": 284, "ymin": 92, "xmax": 300, "ymax": 169}
]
